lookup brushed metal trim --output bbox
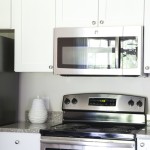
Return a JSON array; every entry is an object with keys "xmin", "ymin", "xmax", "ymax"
[
  {"xmin": 115, "ymin": 37, "xmax": 120, "ymax": 68},
  {"xmin": 41, "ymin": 136, "xmax": 135, "ymax": 149}
]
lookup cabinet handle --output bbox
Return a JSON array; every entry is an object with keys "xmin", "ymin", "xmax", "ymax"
[
  {"xmin": 145, "ymin": 66, "xmax": 150, "ymax": 70},
  {"xmin": 15, "ymin": 140, "xmax": 20, "ymax": 144},
  {"xmin": 140, "ymin": 142, "xmax": 145, "ymax": 147},
  {"xmin": 100, "ymin": 20, "xmax": 104, "ymax": 24},
  {"xmin": 49, "ymin": 65, "xmax": 53, "ymax": 69},
  {"xmin": 92, "ymin": 21, "xmax": 96, "ymax": 25}
]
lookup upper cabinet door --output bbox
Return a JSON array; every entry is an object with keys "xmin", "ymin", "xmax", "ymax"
[
  {"xmin": 56, "ymin": 0, "xmax": 144, "ymax": 27},
  {"xmin": 103, "ymin": 0, "xmax": 144, "ymax": 26},
  {"xmin": 0, "ymin": 0, "xmax": 12, "ymax": 28},
  {"xmin": 56, "ymin": 0, "xmax": 99, "ymax": 27},
  {"xmin": 15, "ymin": 0, "xmax": 55, "ymax": 72}
]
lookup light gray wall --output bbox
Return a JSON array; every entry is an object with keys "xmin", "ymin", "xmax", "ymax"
[{"xmin": 19, "ymin": 72, "xmax": 150, "ymax": 121}]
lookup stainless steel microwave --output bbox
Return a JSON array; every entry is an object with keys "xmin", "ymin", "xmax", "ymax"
[{"xmin": 54, "ymin": 26, "xmax": 143, "ymax": 76}]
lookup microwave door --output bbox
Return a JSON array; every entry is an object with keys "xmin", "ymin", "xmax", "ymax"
[{"xmin": 55, "ymin": 37, "xmax": 122, "ymax": 75}]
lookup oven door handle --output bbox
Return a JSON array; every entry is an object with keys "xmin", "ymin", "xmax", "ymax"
[{"xmin": 41, "ymin": 137, "xmax": 135, "ymax": 148}]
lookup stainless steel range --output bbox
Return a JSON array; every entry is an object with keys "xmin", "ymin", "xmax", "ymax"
[{"xmin": 40, "ymin": 93, "xmax": 147, "ymax": 150}]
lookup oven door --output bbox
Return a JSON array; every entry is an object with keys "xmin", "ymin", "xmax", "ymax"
[{"xmin": 41, "ymin": 137, "xmax": 135, "ymax": 150}]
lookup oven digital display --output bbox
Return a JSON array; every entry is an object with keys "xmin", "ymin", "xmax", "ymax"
[{"xmin": 89, "ymin": 98, "xmax": 116, "ymax": 106}]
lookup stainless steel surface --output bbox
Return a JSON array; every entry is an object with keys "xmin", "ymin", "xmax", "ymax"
[
  {"xmin": 40, "ymin": 93, "xmax": 146, "ymax": 150},
  {"xmin": 54, "ymin": 26, "xmax": 143, "ymax": 76},
  {"xmin": 41, "ymin": 136, "xmax": 135, "ymax": 147},
  {"xmin": 115, "ymin": 37, "xmax": 120, "ymax": 68},
  {"xmin": 62, "ymin": 93, "xmax": 146, "ymax": 113},
  {"xmin": 41, "ymin": 136, "xmax": 135, "ymax": 150},
  {"xmin": 63, "ymin": 112, "xmax": 146, "ymax": 124}
]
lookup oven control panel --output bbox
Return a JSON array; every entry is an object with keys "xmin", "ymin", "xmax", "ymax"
[{"xmin": 62, "ymin": 93, "xmax": 146, "ymax": 113}]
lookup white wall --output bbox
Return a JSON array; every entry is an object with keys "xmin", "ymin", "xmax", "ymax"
[{"xmin": 19, "ymin": 72, "xmax": 150, "ymax": 121}]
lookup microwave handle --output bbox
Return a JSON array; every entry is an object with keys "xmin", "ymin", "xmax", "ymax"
[{"xmin": 115, "ymin": 37, "xmax": 120, "ymax": 68}]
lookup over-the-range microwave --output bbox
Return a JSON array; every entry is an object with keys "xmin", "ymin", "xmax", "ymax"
[{"xmin": 54, "ymin": 26, "xmax": 143, "ymax": 76}]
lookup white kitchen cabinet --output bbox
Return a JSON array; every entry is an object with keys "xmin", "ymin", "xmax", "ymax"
[
  {"xmin": 137, "ymin": 138, "xmax": 150, "ymax": 150},
  {"xmin": 56, "ymin": 0, "xmax": 144, "ymax": 27},
  {"xmin": 56, "ymin": 0, "xmax": 99, "ymax": 27},
  {"xmin": 0, "ymin": 0, "xmax": 12, "ymax": 29},
  {"xmin": 144, "ymin": 0, "xmax": 150, "ymax": 73},
  {"xmin": 103, "ymin": 0, "xmax": 144, "ymax": 26},
  {"xmin": 15, "ymin": 0, "xmax": 55, "ymax": 72},
  {"xmin": 0, "ymin": 132, "xmax": 40, "ymax": 150}
]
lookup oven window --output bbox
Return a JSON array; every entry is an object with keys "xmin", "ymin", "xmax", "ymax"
[{"xmin": 57, "ymin": 37, "xmax": 116, "ymax": 69}]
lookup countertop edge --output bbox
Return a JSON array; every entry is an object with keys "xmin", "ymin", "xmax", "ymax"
[{"xmin": 0, "ymin": 122, "xmax": 60, "ymax": 133}]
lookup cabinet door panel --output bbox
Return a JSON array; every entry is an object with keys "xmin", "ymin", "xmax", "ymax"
[
  {"xmin": 137, "ymin": 138, "xmax": 150, "ymax": 150},
  {"xmin": 104, "ymin": 0, "xmax": 144, "ymax": 26},
  {"xmin": 56, "ymin": 0, "xmax": 98, "ymax": 27},
  {"xmin": 0, "ymin": 0, "xmax": 11, "ymax": 28},
  {"xmin": 144, "ymin": 0, "xmax": 150, "ymax": 73},
  {"xmin": 0, "ymin": 132, "xmax": 40, "ymax": 150},
  {"xmin": 15, "ymin": 0, "xmax": 55, "ymax": 72},
  {"xmin": 98, "ymin": 0, "xmax": 107, "ymax": 25}
]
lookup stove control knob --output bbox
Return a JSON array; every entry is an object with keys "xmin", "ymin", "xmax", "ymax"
[
  {"xmin": 64, "ymin": 98, "xmax": 70, "ymax": 105},
  {"xmin": 128, "ymin": 99, "xmax": 134, "ymax": 106},
  {"xmin": 72, "ymin": 98, "xmax": 78, "ymax": 104},
  {"xmin": 137, "ymin": 100, "xmax": 143, "ymax": 107}
]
